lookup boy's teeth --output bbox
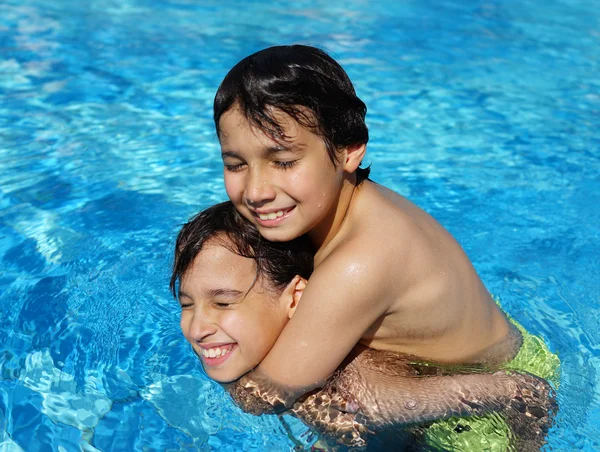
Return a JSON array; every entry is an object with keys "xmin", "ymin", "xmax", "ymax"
[{"xmin": 259, "ymin": 210, "xmax": 285, "ymax": 221}]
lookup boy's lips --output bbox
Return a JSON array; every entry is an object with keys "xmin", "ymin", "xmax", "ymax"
[
  {"xmin": 252, "ymin": 206, "xmax": 295, "ymax": 227},
  {"xmin": 197, "ymin": 343, "xmax": 237, "ymax": 366}
]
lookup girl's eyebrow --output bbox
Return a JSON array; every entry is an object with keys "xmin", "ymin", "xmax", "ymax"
[
  {"xmin": 178, "ymin": 288, "xmax": 243, "ymax": 300},
  {"xmin": 178, "ymin": 290, "xmax": 192, "ymax": 300},
  {"xmin": 208, "ymin": 288, "xmax": 244, "ymax": 298}
]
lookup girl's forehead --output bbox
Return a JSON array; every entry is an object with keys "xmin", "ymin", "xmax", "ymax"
[
  {"xmin": 195, "ymin": 240, "xmax": 253, "ymax": 271},
  {"xmin": 182, "ymin": 242, "xmax": 277, "ymax": 299}
]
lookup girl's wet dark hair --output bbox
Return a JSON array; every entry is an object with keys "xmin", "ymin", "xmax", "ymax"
[
  {"xmin": 214, "ymin": 44, "xmax": 370, "ymax": 183},
  {"xmin": 170, "ymin": 201, "xmax": 314, "ymax": 298}
]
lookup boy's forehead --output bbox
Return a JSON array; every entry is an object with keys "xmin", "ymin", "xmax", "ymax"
[{"xmin": 218, "ymin": 104, "xmax": 313, "ymax": 149}]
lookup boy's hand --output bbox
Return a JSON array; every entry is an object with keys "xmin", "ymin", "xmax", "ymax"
[
  {"xmin": 505, "ymin": 371, "xmax": 558, "ymax": 447},
  {"xmin": 291, "ymin": 384, "xmax": 371, "ymax": 449}
]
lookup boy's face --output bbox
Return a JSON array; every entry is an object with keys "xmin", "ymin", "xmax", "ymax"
[
  {"xmin": 178, "ymin": 238, "xmax": 292, "ymax": 383},
  {"xmin": 218, "ymin": 105, "xmax": 345, "ymax": 244}
]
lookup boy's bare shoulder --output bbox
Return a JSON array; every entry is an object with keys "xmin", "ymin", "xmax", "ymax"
[
  {"xmin": 352, "ymin": 181, "xmax": 459, "ymax": 258},
  {"xmin": 345, "ymin": 181, "xmax": 427, "ymax": 254},
  {"xmin": 312, "ymin": 185, "xmax": 419, "ymax": 304},
  {"xmin": 321, "ymin": 181, "xmax": 462, "ymax": 308}
]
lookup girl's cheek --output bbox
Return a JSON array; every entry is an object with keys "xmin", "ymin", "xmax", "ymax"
[
  {"xmin": 180, "ymin": 315, "xmax": 191, "ymax": 340},
  {"xmin": 218, "ymin": 313, "xmax": 239, "ymax": 334}
]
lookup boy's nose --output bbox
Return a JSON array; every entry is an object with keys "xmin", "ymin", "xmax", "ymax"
[{"xmin": 244, "ymin": 170, "xmax": 276, "ymax": 206}]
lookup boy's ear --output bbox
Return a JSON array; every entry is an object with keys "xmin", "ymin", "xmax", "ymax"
[
  {"xmin": 342, "ymin": 143, "xmax": 367, "ymax": 173},
  {"xmin": 281, "ymin": 275, "xmax": 307, "ymax": 319}
]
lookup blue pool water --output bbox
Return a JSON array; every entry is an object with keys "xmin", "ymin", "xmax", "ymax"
[{"xmin": 1, "ymin": 0, "xmax": 598, "ymax": 450}]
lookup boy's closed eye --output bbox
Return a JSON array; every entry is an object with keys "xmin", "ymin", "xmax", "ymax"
[
  {"xmin": 224, "ymin": 163, "xmax": 245, "ymax": 172},
  {"xmin": 273, "ymin": 160, "xmax": 298, "ymax": 170}
]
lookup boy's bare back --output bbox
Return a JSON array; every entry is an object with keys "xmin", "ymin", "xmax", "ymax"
[
  {"xmin": 328, "ymin": 180, "xmax": 519, "ymax": 365},
  {"xmin": 217, "ymin": 104, "xmax": 521, "ymax": 394},
  {"xmin": 214, "ymin": 44, "xmax": 523, "ymax": 401}
]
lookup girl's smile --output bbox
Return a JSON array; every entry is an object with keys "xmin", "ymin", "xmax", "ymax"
[{"xmin": 179, "ymin": 238, "xmax": 294, "ymax": 383}]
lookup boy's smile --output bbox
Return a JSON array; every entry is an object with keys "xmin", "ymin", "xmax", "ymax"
[
  {"xmin": 252, "ymin": 206, "xmax": 295, "ymax": 227},
  {"xmin": 218, "ymin": 104, "xmax": 349, "ymax": 245}
]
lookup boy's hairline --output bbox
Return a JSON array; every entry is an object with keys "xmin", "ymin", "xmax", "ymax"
[{"xmin": 216, "ymin": 100, "xmax": 365, "ymax": 167}]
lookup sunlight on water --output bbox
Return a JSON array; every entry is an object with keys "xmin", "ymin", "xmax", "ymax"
[{"xmin": 0, "ymin": 0, "xmax": 599, "ymax": 449}]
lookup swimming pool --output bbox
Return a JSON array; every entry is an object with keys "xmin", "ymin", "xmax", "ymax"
[{"xmin": 1, "ymin": 0, "xmax": 598, "ymax": 449}]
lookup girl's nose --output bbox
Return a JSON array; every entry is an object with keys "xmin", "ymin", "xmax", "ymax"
[{"xmin": 187, "ymin": 311, "xmax": 218, "ymax": 343}]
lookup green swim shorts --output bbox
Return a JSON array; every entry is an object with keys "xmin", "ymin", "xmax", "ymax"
[{"xmin": 422, "ymin": 316, "xmax": 560, "ymax": 452}]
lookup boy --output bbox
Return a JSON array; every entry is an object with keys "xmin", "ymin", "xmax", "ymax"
[
  {"xmin": 212, "ymin": 45, "xmax": 559, "ymax": 427},
  {"xmin": 171, "ymin": 202, "xmax": 555, "ymax": 449}
]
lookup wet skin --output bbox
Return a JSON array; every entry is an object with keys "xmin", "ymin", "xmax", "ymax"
[
  {"xmin": 227, "ymin": 346, "xmax": 556, "ymax": 450},
  {"xmin": 178, "ymin": 239, "xmax": 555, "ymax": 449},
  {"xmin": 218, "ymin": 105, "xmax": 520, "ymax": 399},
  {"xmin": 178, "ymin": 237, "xmax": 297, "ymax": 384}
]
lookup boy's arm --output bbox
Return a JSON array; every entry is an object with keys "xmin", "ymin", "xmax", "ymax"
[
  {"xmin": 226, "ymin": 347, "xmax": 555, "ymax": 448},
  {"xmin": 330, "ymin": 347, "xmax": 556, "ymax": 429},
  {"xmin": 233, "ymin": 248, "xmax": 393, "ymax": 408}
]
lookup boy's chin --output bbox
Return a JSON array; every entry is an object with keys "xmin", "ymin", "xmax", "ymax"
[{"xmin": 255, "ymin": 224, "xmax": 301, "ymax": 242}]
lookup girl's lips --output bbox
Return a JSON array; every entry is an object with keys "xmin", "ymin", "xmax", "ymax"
[
  {"xmin": 198, "ymin": 344, "xmax": 237, "ymax": 367},
  {"xmin": 254, "ymin": 207, "xmax": 295, "ymax": 227}
]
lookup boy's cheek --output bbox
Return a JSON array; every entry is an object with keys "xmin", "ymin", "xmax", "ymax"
[{"xmin": 223, "ymin": 174, "xmax": 242, "ymax": 195}]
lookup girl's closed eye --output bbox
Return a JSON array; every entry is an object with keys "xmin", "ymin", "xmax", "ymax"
[{"xmin": 180, "ymin": 302, "xmax": 193, "ymax": 310}]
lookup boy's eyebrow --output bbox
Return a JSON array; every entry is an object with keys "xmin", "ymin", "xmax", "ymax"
[{"xmin": 221, "ymin": 144, "xmax": 303, "ymax": 159}]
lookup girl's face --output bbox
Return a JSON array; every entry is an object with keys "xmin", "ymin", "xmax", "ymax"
[
  {"xmin": 218, "ymin": 105, "xmax": 346, "ymax": 245},
  {"xmin": 178, "ymin": 238, "xmax": 293, "ymax": 383}
]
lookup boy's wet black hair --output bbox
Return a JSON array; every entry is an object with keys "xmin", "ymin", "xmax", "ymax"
[
  {"xmin": 170, "ymin": 201, "xmax": 314, "ymax": 298},
  {"xmin": 214, "ymin": 44, "xmax": 370, "ymax": 183}
]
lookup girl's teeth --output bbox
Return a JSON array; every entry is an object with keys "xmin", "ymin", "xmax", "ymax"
[{"xmin": 202, "ymin": 345, "xmax": 233, "ymax": 358}]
